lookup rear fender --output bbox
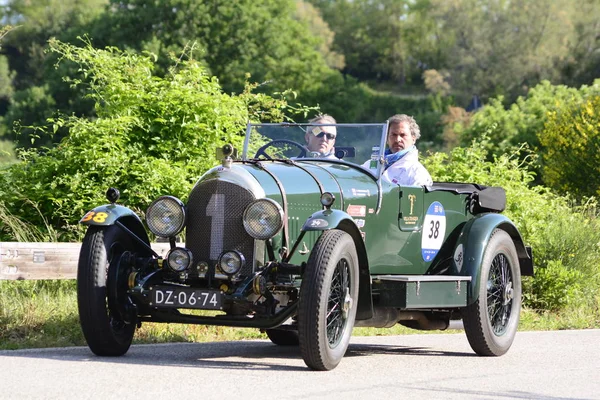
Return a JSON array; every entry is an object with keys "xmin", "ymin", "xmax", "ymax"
[
  {"xmin": 302, "ymin": 209, "xmax": 373, "ymax": 320},
  {"xmin": 456, "ymin": 213, "xmax": 532, "ymax": 304},
  {"xmin": 80, "ymin": 204, "xmax": 150, "ymax": 246}
]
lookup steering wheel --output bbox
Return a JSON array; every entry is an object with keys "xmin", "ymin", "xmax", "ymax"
[{"xmin": 254, "ymin": 139, "xmax": 307, "ymax": 160}]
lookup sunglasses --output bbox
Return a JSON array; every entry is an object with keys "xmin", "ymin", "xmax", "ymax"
[{"xmin": 315, "ymin": 132, "xmax": 336, "ymax": 140}]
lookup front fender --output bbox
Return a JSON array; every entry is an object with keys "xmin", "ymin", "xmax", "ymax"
[
  {"xmin": 301, "ymin": 209, "xmax": 373, "ymax": 320},
  {"xmin": 302, "ymin": 209, "xmax": 356, "ymax": 231},
  {"xmin": 80, "ymin": 204, "xmax": 151, "ymax": 247},
  {"xmin": 80, "ymin": 204, "xmax": 142, "ymax": 226},
  {"xmin": 456, "ymin": 213, "xmax": 531, "ymax": 304}
]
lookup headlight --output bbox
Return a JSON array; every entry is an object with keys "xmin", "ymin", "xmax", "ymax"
[
  {"xmin": 167, "ymin": 247, "xmax": 193, "ymax": 272},
  {"xmin": 218, "ymin": 250, "xmax": 245, "ymax": 276},
  {"xmin": 146, "ymin": 196, "xmax": 185, "ymax": 237},
  {"xmin": 243, "ymin": 198, "xmax": 284, "ymax": 240}
]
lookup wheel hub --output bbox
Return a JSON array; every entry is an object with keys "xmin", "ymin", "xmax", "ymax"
[
  {"xmin": 342, "ymin": 287, "xmax": 353, "ymax": 319},
  {"xmin": 503, "ymin": 282, "xmax": 513, "ymax": 306}
]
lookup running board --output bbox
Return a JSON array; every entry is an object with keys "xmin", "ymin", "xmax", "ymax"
[{"xmin": 372, "ymin": 275, "xmax": 472, "ymax": 309}]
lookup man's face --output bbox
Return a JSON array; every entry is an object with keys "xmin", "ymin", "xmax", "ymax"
[
  {"xmin": 387, "ymin": 121, "xmax": 415, "ymax": 153},
  {"xmin": 305, "ymin": 125, "xmax": 336, "ymax": 155}
]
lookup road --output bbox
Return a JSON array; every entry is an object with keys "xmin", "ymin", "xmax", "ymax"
[{"xmin": 1, "ymin": 329, "xmax": 599, "ymax": 400}]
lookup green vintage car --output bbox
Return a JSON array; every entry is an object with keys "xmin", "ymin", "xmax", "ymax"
[{"xmin": 77, "ymin": 122, "xmax": 533, "ymax": 371}]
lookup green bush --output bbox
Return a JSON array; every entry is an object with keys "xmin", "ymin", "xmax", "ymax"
[
  {"xmin": 458, "ymin": 80, "xmax": 600, "ymax": 155},
  {"xmin": 423, "ymin": 139, "xmax": 600, "ymax": 312},
  {"xmin": 299, "ymin": 73, "xmax": 443, "ymax": 146},
  {"xmin": 522, "ymin": 260, "xmax": 584, "ymax": 312},
  {"xmin": 538, "ymin": 95, "xmax": 600, "ymax": 198},
  {"xmin": 0, "ymin": 39, "xmax": 293, "ymax": 241}
]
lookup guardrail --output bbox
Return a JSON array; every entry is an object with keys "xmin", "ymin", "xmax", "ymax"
[{"xmin": 0, "ymin": 242, "xmax": 171, "ymax": 280}]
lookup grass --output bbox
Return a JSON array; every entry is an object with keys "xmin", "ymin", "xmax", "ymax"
[{"xmin": 1, "ymin": 280, "xmax": 598, "ymax": 350}]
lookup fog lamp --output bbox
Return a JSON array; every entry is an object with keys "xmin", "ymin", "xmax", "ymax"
[
  {"xmin": 218, "ymin": 250, "xmax": 245, "ymax": 276},
  {"xmin": 167, "ymin": 247, "xmax": 193, "ymax": 272}
]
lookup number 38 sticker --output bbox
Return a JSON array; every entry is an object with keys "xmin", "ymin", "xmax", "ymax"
[{"xmin": 421, "ymin": 201, "xmax": 446, "ymax": 262}]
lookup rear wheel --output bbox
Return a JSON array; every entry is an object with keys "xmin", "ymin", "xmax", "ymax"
[
  {"xmin": 265, "ymin": 328, "xmax": 299, "ymax": 346},
  {"xmin": 463, "ymin": 229, "xmax": 522, "ymax": 356},
  {"xmin": 298, "ymin": 230, "xmax": 359, "ymax": 371},
  {"xmin": 77, "ymin": 225, "xmax": 138, "ymax": 356}
]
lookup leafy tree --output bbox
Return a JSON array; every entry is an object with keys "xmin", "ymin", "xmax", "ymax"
[
  {"xmin": 294, "ymin": 0, "xmax": 345, "ymax": 70},
  {"xmin": 0, "ymin": 39, "xmax": 292, "ymax": 240},
  {"xmin": 456, "ymin": 80, "xmax": 600, "ymax": 157},
  {"xmin": 1, "ymin": 0, "xmax": 107, "ymax": 90},
  {"xmin": 538, "ymin": 95, "xmax": 600, "ymax": 198},
  {"xmin": 0, "ymin": 0, "xmax": 108, "ymax": 145},
  {"xmin": 308, "ymin": 0, "xmax": 416, "ymax": 84},
  {"xmin": 88, "ymin": 0, "xmax": 335, "ymax": 95},
  {"xmin": 555, "ymin": 0, "xmax": 600, "ymax": 88},
  {"xmin": 423, "ymin": 0, "xmax": 580, "ymax": 104}
]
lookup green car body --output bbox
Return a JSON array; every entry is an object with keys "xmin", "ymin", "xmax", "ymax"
[{"xmin": 77, "ymin": 123, "xmax": 533, "ymax": 370}]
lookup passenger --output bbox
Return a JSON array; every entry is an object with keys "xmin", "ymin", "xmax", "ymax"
[
  {"xmin": 379, "ymin": 114, "xmax": 432, "ymax": 186},
  {"xmin": 305, "ymin": 114, "xmax": 337, "ymax": 159}
]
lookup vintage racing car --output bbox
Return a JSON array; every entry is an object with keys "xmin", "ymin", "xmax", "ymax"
[{"xmin": 77, "ymin": 122, "xmax": 533, "ymax": 370}]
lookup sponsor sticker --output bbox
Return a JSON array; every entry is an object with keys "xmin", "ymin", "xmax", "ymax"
[
  {"xmin": 354, "ymin": 218, "xmax": 365, "ymax": 228},
  {"xmin": 421, "ymin": 201, "xmax": 446, "ymax": 262},
  {"xmin": 351, "ymin": 188, "xmax": 371, "ymax": 197},
  {"xmin": 309, "ymin": 219, "xmax": 329, "ymax": 228},
  {"xmin": 347, "ymin": 204, "xmax": 366, "ymax": 217},
  {"xmin": 454, "ymin": 244, "xmax": 464, "ymax": 272}
]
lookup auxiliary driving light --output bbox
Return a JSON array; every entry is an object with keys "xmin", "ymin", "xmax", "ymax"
[
  {"xmin": 217, "ymin": 250, "xmax": 245, "ymax": 276},
  {"xmin": 320, "ymin": 192, "xmax": 335, "ymax": 208},
  {"xmin": 167, "ymin": 247, "xmax": 193, "ymax": 272},
  {"xmin": 146, "ymin": 196, "xmax": 186, "ymax": 238}
]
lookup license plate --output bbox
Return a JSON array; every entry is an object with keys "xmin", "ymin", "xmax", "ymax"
[{"xmin": 150, "ymin": 286, "xmax": 223, "ymax": 310}]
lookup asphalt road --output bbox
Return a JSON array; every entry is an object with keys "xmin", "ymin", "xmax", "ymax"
[{"xmin": 1, "ymin": 329, "xmax": 599, "ymax": 400}]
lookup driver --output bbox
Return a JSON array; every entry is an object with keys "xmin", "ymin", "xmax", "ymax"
[{"xmin": 305, "ymin": 114, "xmax": 337, "ymax": 159}]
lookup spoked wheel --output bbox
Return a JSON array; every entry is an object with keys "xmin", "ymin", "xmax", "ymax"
[
  {"xmin": 77, "ymin": 225, "xmax": 141, "ymax": 356},
  {"xmin": 298, "ymin": 230, "xmax": 359, "ymax": 371},
  {"xmin": 463, "ymin": 229, "xmax": 522, "ymax": 356},
  {"xmin": 265, "ymin": 328, "xmax": 300, "ymax": 346}
]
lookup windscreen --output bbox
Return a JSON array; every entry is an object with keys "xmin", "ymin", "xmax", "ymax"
[{"xmin": 242, "ymin": 123, "xmax": 388, "ymax": 175}]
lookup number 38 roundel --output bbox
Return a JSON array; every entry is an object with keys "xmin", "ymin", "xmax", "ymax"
[{"xmin": 421, "ymin": 201, "xmax": 446, "ymax": 262}]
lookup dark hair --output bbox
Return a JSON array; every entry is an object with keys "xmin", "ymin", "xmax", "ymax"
[{"xmin": 387, "ymin": 114, "xmax": 420, "ymax": 140}]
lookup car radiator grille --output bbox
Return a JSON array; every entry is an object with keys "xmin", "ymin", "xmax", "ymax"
[{"xmin": 186, "ymin": 180, "xmax": 256, "ymax": 277}]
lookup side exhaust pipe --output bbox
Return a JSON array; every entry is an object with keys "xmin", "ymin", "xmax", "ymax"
[{"xmin": 355, "ymin": 307, "xmax": 464, "ymax": 331}]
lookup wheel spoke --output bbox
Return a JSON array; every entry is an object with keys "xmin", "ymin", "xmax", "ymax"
[
  {"xmin": 326, "ymin": 258, "xmax": 350, "ymax": 346},
  {"xmin": 487, "ymin": 253, "xmax": 513, "ymax": 335}
]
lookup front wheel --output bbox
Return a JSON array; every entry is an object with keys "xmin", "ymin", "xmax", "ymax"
[
  {"xmin": 463, "ymin": 229, "xmax": 522, "ymax": 356},
  {"xmin": 298, "ymin": 230, "xmax": 359, "ymax": 371},
  {"xmin": 77, "ymin": 225, "xmax": 138, "ymax": 356}
]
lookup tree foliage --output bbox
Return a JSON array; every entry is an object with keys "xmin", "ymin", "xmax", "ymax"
[
  {"xmin": 539, "ymin": 95, "xmax": 600, "ymax": 198},
  {"xmin": 0, "ymin": 39, "xmax": 291, "ymax": 240},
  {"xmin": 88, "ymin": 0, "xmax": 336, "ymax": 95},
  {"xmin": 456, "ymin": 80, "xmax": 600, "ymax": 158}
]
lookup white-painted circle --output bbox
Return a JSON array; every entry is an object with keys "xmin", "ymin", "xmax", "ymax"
[{"xmin": 421, "ymin": 201, "xmax": 446, "ymax": 262}]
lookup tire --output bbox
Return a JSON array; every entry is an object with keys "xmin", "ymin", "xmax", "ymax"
[
  {"xmin": 77, "ymin": 225, "xmax": 136, "ymax": 356},
  {"xmin": 298, "ymin": 230, "xmax": 359, "ymax": 371},
  {"xmin": 463, "ymin": 229, "xmax": 522, "ymax": 356},
  {"xmin": 265, "ymin": 329, "xmax": 300, "ymax": 346}
]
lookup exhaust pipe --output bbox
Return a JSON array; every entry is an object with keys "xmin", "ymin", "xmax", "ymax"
[{"xmin": 355, "ymin": 308, "xmax": 463, "ymax": 331}]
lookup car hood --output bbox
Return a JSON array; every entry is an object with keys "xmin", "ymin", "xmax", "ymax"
[{"xmin": 196, "ymin": 160, "xmax": 379, "ymax": 213}]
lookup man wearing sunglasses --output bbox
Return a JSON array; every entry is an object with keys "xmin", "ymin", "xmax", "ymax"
[{"xmin": 305, "ymin": 114, "xmax": 337, "ymax": 159}]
